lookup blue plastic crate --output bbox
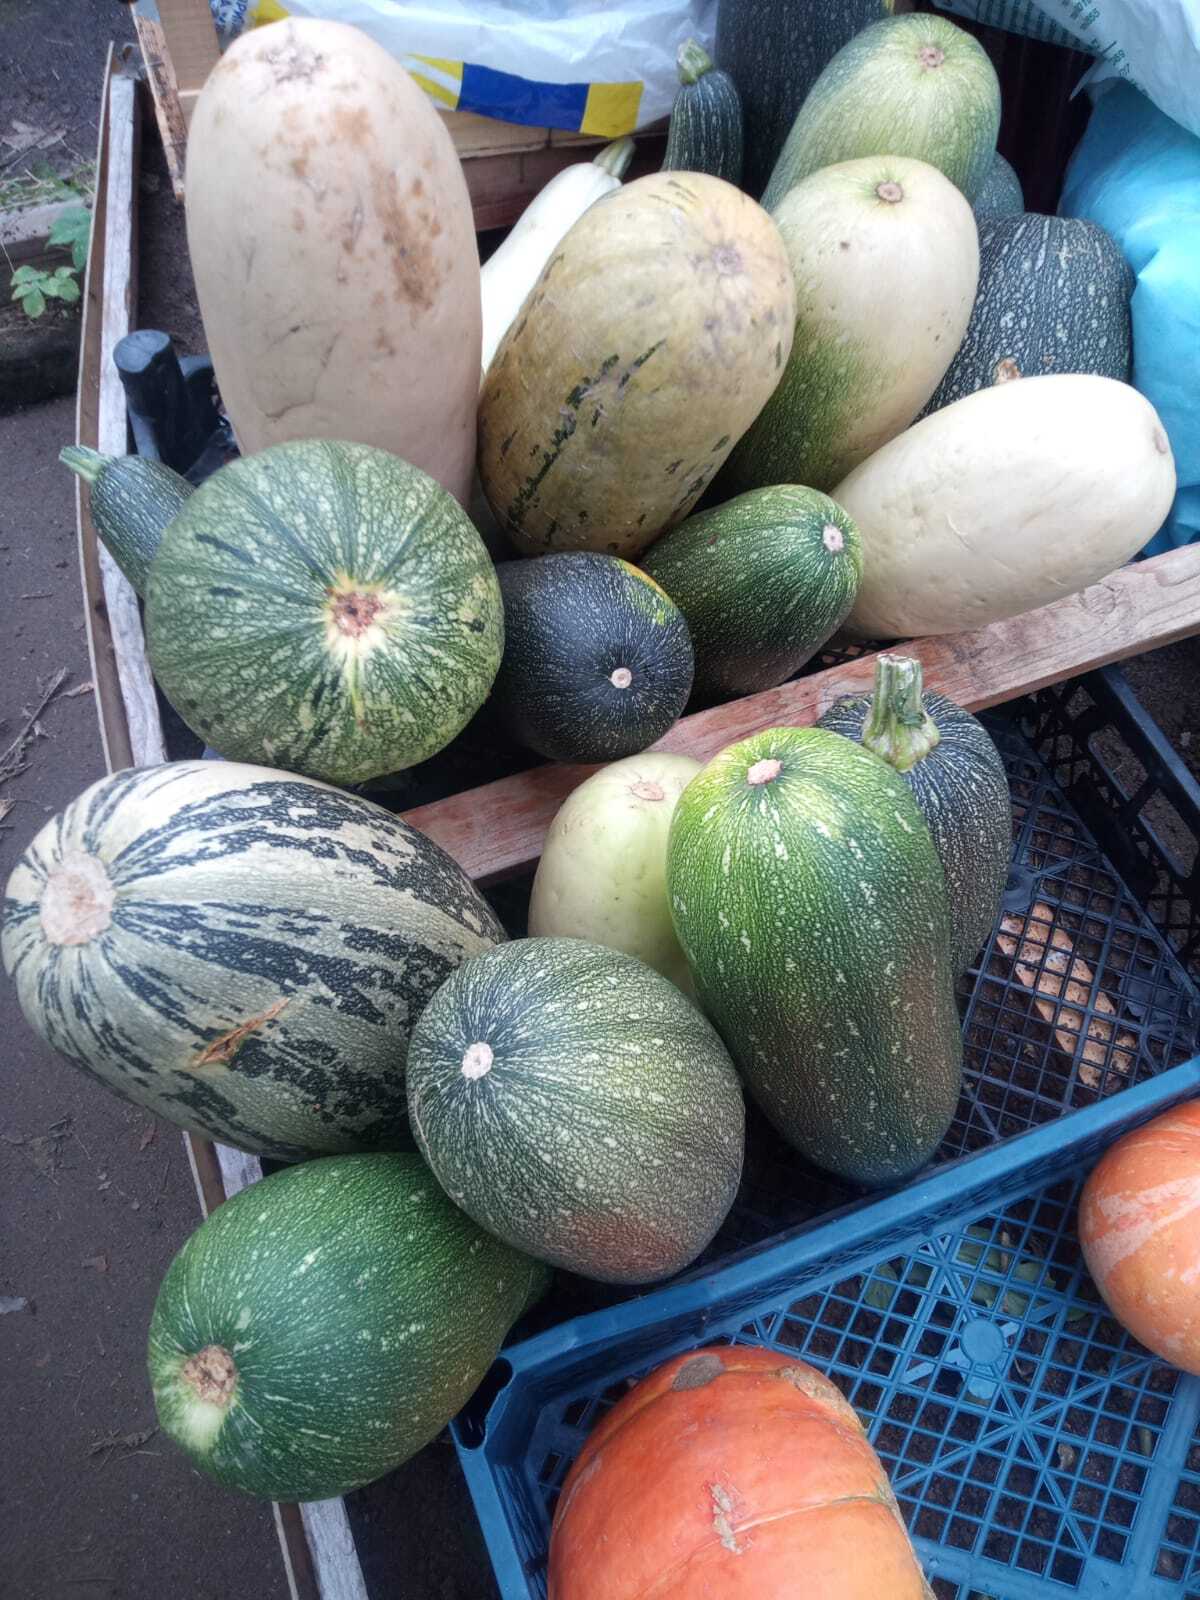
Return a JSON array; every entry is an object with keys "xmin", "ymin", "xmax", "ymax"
[{"xmin": 454, "ymin": 1064, "xmax": 1200, "ymax": 1599}]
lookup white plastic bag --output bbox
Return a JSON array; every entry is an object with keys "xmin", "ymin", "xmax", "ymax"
[
  {"xmin": 209, "ymin": 0, "xmax": 717, "ymax": 135},
  {"xmin": 934, "ymin": 0, "xmax": 1200, "ymax": 139}
]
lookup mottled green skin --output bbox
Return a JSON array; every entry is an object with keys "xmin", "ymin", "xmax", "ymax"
[
  {"xmin": 1, "ymin": 761, "xmax": 504, "ymax": 1159},
  {"xmin": 61, "ymin": 446, "xmax": 192, "ymax": 597},
  {"xmin": 920, "ymin": 214, "xmax": 1134, "ymax": 417},
  {"xmin": 148, "ymin": 1153, "xmax": 548, "ymax": 1500},
  {"xmin": 663, "ymin": 45, "xmax": 744, "ymax": 186},
  {"xmin": 762, "ymin": 14, "xmax": 1001, "ymax": 210},
  {"xmin": 818, "ymin": 687, "xmax": 1012, "ymax": 975},
  {"xmin": 643, "ymin": 490, "xmax": 862, "ymax": 704},
  {"xmin": 974, "ymin": 152, "xmax": 1023, "ymax": 219},
  {"xmin": 492, "ymin": 554, "xmax": 694, "ymax": 763},
  {"xmin": 145, "ymin": 440, "xmax": 503, "ymax": 785},
  {"xmin": 667, "ymin": 727, "xmax": 962, "ymax": 1186},
  {"xmin": 406, "ymin": 938, "xmax": 744, "ymax": 1283},
  {"xmin": 715, "ymin": 0, "xmax": 889, "ymax": 198}
]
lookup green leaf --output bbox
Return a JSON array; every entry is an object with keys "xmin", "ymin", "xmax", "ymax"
[
  {"xmin": 48, "ymin": 206, "xmax": 91, "ymax": 272},
  {"xmin": 55, "ymin": 275, "xmax": 80, "ymax": 304},
  {"xmin": 10, "ymin": 264, "xmax": 39, "ymax": 286},
  {"xmin": 19, "ymin": 286, "xmax": 47, "ymax": 318}
]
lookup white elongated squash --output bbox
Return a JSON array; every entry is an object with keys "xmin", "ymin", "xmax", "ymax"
[
  {"xmin": 838, "ymin": 374, "xmax": 1177, "ymax": 639},
  {"xmin": 721, "ymin": 155, "xmax": 979, "ymax": 495},
  {"xmin": 480, "ymin": 139, "xmax": 633, "ymax": 373},
  {"xmin": 528, "ymin": 752, "xmax": 701, "ymax": 992},
  {"xmin": 185, "ymin": 19, "xmax": 481, "ymax": 505}
]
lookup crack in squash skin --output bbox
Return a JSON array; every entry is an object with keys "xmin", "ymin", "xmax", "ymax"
[
  {"xmin": 148, "ymin": 1152, "xmax": 549, "ymax": 1499},
  {"xmin": 478, "ymin": 171, "xmax": 795, "ymax": 560},
  {"xmin": 1, "ymin": 762, "xmax": 505, "ymax": 1160},
  {"xmin": 144, "ymin": 440, "xmax": 503, "ymax": 786},
  {"xmin": 667, "ymin": 727, "xmax": 962, "ymax": 1186}
]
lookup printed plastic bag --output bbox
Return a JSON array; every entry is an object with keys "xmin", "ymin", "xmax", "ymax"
[
  {"xmin": 933, "ymin": 0, "xmax": 1200, "ymax": 140},
  {"xmin": 209, "ymin": 0, "xmax": 717, "ymax": 136},
  {"xmin": 1061, "ymin": 82, "xmax": 1200, "ymax": 553}
]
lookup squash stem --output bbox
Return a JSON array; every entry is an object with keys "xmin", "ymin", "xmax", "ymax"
[
  {"xmin": 592, "ymin": 137, "xmax": 635, "ymax": 179},
  {"xmin": 60, "ymin": 444, "xmax": 107, "ymax": 483},
  {"xmin": 676, "ymin": 37, "xmax": 714, "ymax": 85},
  {"xmin": 860, "ymin": 654, "xmax": 940, "ymax": 774}
]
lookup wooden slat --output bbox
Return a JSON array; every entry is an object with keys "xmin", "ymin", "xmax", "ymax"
[
  {"xmin": 402, "ymin": 543, "xmax": 1200, "ymax": 884},
  {"xmin": 132, "ymin": 12, "xmax": 190, "ymax": 200},
  {"xmin": 154, "ymin": 0, "xmax": 220, "ymax": 91}
]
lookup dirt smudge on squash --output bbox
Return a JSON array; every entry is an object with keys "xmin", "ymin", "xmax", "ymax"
[
  {"xmin": 196, "ymin": 999, "xmax": 290, "ymax": 1068},
  {"xmin": 259, "ymin": 27, "xmax": 326, "ymax": 86},
  {"xmin": 342, "ymin": 201, "xmax": 365, "ymax": 255},
  {"xmin": 292, "ymin": 209, "xmax": 306, "ymax": 233},
  {"xmin": 331, "ymin": 103, "xmax": 372, "ymax": 149},
  {"xmin": 370, "ymin": 169, "xmax": 439, "ymax": 313}
]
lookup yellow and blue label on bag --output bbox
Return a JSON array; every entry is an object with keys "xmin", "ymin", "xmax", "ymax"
[{"xmin": 405, "ymin": 55, "xmax": 642, "ymax": 138}]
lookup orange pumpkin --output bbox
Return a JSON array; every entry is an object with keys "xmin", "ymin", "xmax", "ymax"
[
  {"xmin": 1079, "ymin": 1099, "xmax": 1200, "ymax": 1373},
  {"xmin": 548, "ymin": 1343, "xmax": 932, "ymax": 1599}
]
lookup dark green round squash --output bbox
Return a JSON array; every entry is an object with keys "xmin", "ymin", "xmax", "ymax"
[
  {"xmin": 818, "ymin": 653, "xmax": 1011, "ymax": 975},
  {"xmin": 144, "ymin": 439, "xmax": 504, "ymax": 786},
  {"xmin": 406, "ymin": 937, "xmax": 745, "ymax": 1283},
  {"xmin": 641, "ymin": 486, "xmax": 861, "ymax": 704},
  {"xmin": 974, "ymin": 151, "xmax": 1023, "ymax": 218},
  {"xmin": 663, "ymin": 38, "xmax": 744, "ymax": 185},
  {"xmin": 491, "ymin": 553, "xmax": 694, "ymax": 763},
  {"xmin": 921, "ymin": 213, "xmax": 1134, "ymax": 416}
]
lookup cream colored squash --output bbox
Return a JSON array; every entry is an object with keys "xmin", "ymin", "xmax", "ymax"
[
  {"xmin": 185, "ymin": 18, "xmax": 480, "ymax": 505},
  {"xmin": 838, "ymin": 374, "xmax": 1177, "ymax": 639}
]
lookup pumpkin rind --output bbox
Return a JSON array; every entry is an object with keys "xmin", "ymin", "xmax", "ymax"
[
  {"xmin": 148, "ymin": 1152, "xmax": 548, "ymax": 1500},
  {"xmin": 667, "ymin": 726, "xmax": 962, "ymax": 1185},
  {"xmin": 1, "ymin": 761, "xmax": 505, "ymax": 1160},
  {"xmin": 145, "ymin": 439, "xmax": 503, "ymax": 785},
  {"xmin": 478, "ymin": 171, "xmax": 795, "ymax": 559},
  {"xmin": 549, "ymin": 1343, "xmax": 933, "ymax": 1599},
  {"xmin": 405, "ymin": 938, "xmax": 744, "ymax": 1283}
]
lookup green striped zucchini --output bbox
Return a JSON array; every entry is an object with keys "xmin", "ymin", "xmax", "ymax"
[
  {"xmin": 60, "ymin": 445, "xmax": 192, "ymax": 597},
  {"xmin": 663, "ymin": 38, "xmax": 743, "ymax": 185}
]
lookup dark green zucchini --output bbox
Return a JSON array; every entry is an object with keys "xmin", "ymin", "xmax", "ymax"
[
  {"xmin": 491, "ymin": 553, "xmax": 694, "ymax": 763},
  {"xmin": 663, "ymin": 38, "xmax": 744, "ymax": 185},
  {"xmin": 818, "ymin": 653, "xmax": 1011, "ymax": 974},
  {"xmin": 60, "ymin": 445, "xmax": 192, "ymax": 597},
  {"xmin": 715, "ymin": 0, "xmax": 888, "ymax": 198},
  {"xmin": 974, "ymin": 151, "xmax": 1023, "ymax": 218},
  {"xmin": 920, "ymin": 213, "xmax": 1134, "ymax": 417}
]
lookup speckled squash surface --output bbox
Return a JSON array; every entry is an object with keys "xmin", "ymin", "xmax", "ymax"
[
  {"xmin": 478, "ymin": 171, "xmax": 795, "ymax": 559},
  {"xmin": 406, "ymin": 938, "xmax": 745, "ymax": 1283},
  {"xmin": 641, "ymin": 486, "xmax": 862, "ymax": 703},
  {"xmin": 1, "ymin": 761, "xmax": 504, "ymax": 1160},
  {"xmin": 720, "ymin": 156, "xmax": 978, "ymax": 496},
  {"xmin": 145, "ymin": 440, "xmax": 503, "ymax": 786},
  {"xmin": 920, "ymin": 213, "xmax": 1133, "ymax": 416},
  {"xmin": 148, "ymin": 1152, "xmax": 548, "ymax": 1499},
  {"xmin": 818, "ymin": 654, "xmax": 1011, "ymax": 975},
  {"xmin": 667, "ymin": 727, "xmax": 962, "ymax": 1186},
  {"xmin": 762, "ymin": 13, "xmax": 1000, "ymax": 210},
  {"xmin": 974, "ymin": 151, "xmax": 1023, "ymax": 218}
]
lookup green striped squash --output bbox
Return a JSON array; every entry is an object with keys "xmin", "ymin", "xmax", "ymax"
[
  {"xmin": 60, "ymin": 446, "xmax": 192, "ymax": 597},
  {"xmin": 406, "ymin": 938, "xmax": 745, "ymax": 1283},
  {"xmin": 149, "ymin": 1152, "xmax": 548, "ymax": 1500},
  {"xmin": 818, "ymin": 654, "xmax": 1012, "ymax": 975},
  {"xmin": 1, "ymin": 761, "xmax": 504, "ymax": 1160},
  {"xmin": 145, "ymin": 439, "xmax": 503, "ymax": 786},
  {"xmin": 663, "ymin": 39, "xmax": 743, "ymax": 185},
  {"xmin": 667, "ymin": 727, "xmax": 962, "ymax": 1185},
  {"xmin": 762, "ymin": 14, "xmax": 1000, "ymax": 211},
  {"xmin": 642, "ymin": 486, "xmax": 862, "ymax": 703}
]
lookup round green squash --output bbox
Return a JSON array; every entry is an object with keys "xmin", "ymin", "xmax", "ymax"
[
  {"xmin": 148, "ymin": 1152, "xmax": 548, "ymax": 1500},
  {"xmin": 762, "ymin": 14, "xmax": 1001, "ymax": 211},
  {"xmin": 641, "ymin": 486, "xmax": 862, "ymax": 703},
  {"xmin": 817, "ymin": 654, "xmax": 1011, "ymax": 975},
  {"xmin": 919, "ymin": 213, "xmax": 1134, "ymax": 417},
  {"xmin": 491, "ymin": 554, "xmax": 694, "ymax": 763},
  {"xmin": 667, "ymin": 726, "xmax": 962, "ymax": 1186},
  {"xmin": 145, "ymin": 439, "xmax": 503, "ymax": 786},
  {"xmin": 61, "ymin": 445, "xmax": 192, "ymax": 598},
  {"xmin": 406, "ymin": 938, "xmax": 745, "ymax": 1283},
  {"xmin": 528, "ymin": 752, "xmax": 702, "ymax": 992},
  {"xmin": 974, "ymin": 151, "xmax": 1023, "ymax": 219},
  {"xmin": 663, "ymin": 38, "xmax": 744, "ymax": 186},
  {"xmin": 1, "ymin": 760, "xmax": 504, "ymax": 1160}
]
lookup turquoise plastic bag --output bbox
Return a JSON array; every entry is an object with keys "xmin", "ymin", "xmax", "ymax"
[{"xmin": 1061, "ymin": 83, "xmax": 1200, "ymax": 554}]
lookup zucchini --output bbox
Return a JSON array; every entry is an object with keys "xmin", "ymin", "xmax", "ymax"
[
  {"xmin": 60, "ymin": 445, "xmax": 192, "ymax": 597},
  {"xmin": 663, "ymin": 39, "xmax": 743, "ymax": 186}
]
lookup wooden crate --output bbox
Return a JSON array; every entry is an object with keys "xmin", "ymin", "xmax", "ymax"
[
  {"xmin": 131, "ymin": 0, "xmax": 664, "ymax": 225},
  {"xmin": 74, "ymin": 36, "xmax": 1200, "ymax": 1600}
]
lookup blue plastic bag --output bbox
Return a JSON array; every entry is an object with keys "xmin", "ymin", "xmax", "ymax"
[{"xmin": 1061, "ymin": 83, "xmax": 1200, "ymax": 554}]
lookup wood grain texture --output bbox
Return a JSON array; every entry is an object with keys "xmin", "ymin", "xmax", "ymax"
[
  {"xmin": 132, "ymin": 14, "xmax": 189, "ymax": 201},
  {"xmin": 403, "ymin": 543, "xmax": 1200, "ymax": 884}
]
